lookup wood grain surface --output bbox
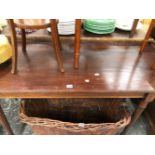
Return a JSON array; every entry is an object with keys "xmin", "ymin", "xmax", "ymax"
[{"xmin": 0, "ymin": 41, "xmax": 154, "ymax": 98}]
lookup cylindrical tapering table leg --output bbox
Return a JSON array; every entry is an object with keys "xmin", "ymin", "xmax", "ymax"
[
  {"xmin": 50, "ymin": 19, "xmax": 64, "ymax": 73},
  {"xmin": 7, "ymin": 19, "xmax": 18, "ymax": 74},
  {"xmin": 129, "ymin": 19, "xmax": 139, "ymax": 38},
  {"xmin": 21, "ymin": 28, "xmax": 26, "ymax": 52},
  {"xmin": 74, "ymin": 19, "xmax": 81, "ymax": 69},
  {"xmin": 0, "ymin": 105, "xmax": 14, "ymax": 135},
  {"xmin": 152, "ymin": 62, "xmax": 155, "ymax": 70},
  {"xmin": 122, "ymin": 94, "xmax": 155, "ymax": 135},
  {"xmin": 139, "ymin": 19, "xmax": 155, "ymax": 55}
]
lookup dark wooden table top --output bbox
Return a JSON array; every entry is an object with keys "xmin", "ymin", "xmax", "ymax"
[{"xmin": 0, "ymin": 41, "xmax": 154, "ymax": 98}]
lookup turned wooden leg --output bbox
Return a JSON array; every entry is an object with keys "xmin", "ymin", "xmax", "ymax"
[
  {"xmin": 50, "ymin": 19, "xmax": 64, "ymax": 73},
  {"xmin": 152, "ymin": 62, "xmax": 155, "ymax": 69},
  {"xmin": 21, "ymin": 28, "xmax": 26, "ymax": 52},
  {"xmin": 7, "ymin": 19, "xmax": 18, "ymax": 74},
  {"xmin": 74, "ymin": 19, "xmax": 81, "ymax": 69},
  {"xmin": 0, "ymin": 104, "xmax": 14, "ymax": 135},
  {"xmin": 122, "ymin": 93, "xmax": 155, "ymax": 135},
  {"xmin": 139, "ymin": 19, "xmax": 155, "ymax": 55},
  {"xmin": 129, "ymin": 19, "xmax": 139, "ymax": 38},
  {"xmin": 56, "ymin": 20, "xmax": 62, "ymax": 50},
  {"xmin": 57, "ymin": 33, "xmax": 62, "ymax": 50}
]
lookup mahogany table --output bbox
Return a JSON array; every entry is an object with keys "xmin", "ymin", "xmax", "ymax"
[{"xmin": 0, "ymin": 41, "xmax": 155, "ymax": 134}]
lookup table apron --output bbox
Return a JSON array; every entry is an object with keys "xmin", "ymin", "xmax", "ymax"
[{"xmin": 0, "ymin": 92, "xmax": 148, "ymax": 99}]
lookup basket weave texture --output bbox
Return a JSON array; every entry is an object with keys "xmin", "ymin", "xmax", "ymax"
[{"xmin": 20, "ymin": 99, "xmax": 131, "ymax": 135}]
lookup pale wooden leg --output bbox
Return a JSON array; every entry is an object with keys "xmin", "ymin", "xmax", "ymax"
[
  {"xmin": 50, "ymin": 19, "xmax": 64, "ymax": 73},
  {"xmin": 0, "ymin": 104, "xmax": 14, "ymax": 135},
  {"xmin": 139, "ymin": 19, "xmax": 155, "ymax": 55},
  {"xmin": 21, "ymin": 28, "xmax": 26, "ymax": 52},
  {"xmin": 122, "ymin": 94, "xmax": 155, "ymax": 134},
  {"xmin": 129, "ymin": 19, "xmax": 139, "ymax": 38},
  {"xmin": 74, "ymin": 19, "xmax": 81, "ymax": 69},
  {"xmin": 7, "ymin": 19, "xmax": 18, "ymax": 74}
]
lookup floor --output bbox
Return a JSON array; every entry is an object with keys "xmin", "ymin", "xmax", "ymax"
[{"xmin": 0, "ymin": 98, "xmax": 149, "ymax": 135}]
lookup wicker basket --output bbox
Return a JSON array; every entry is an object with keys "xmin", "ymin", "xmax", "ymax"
[{"xmin": 20, "ymin": 98, "xmax": 131, "ymax": 135}]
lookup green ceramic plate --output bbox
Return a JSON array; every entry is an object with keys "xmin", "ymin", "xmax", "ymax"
[
  {"xmin": 83, "ymin": 19, "xmax": 116, "ymax": 33},
  {"xmin": 84, "ymin": 22, "xmax": 116, "ymax": 28},
  {"xmin": 84, "ymin": 26, "xmax": 115, "ymax": 34},
  {"xmin": 84, "ymin": 19, "xmax": 116, "ymax": 27},
  {"xmin": 84, "ymin": 23, "xmax": 115, "ymax": 31}
]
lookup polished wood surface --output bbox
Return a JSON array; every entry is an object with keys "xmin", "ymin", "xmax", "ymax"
[
  {"xmin": 7, "ymin": 19, "xmax": 64, "ymax": 73},
  {"xmin": 73, "ymin": 19, "xmax": 152, "ymax": 69},
  {"xmin": 0, "ymin": 41, "xmax": 154, "ymax": 98},
  {"xmin": 4, "ymin": 23, "xmax": 153, "ymax": 71},
  {"xmin": 14, "ymin": 19, "xmax": 50, "ymax": 29}
]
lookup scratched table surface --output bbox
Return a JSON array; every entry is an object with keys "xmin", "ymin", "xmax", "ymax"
[{"xmin": 0, "ymin": 40, "xmax": 154, "ymax": 98}]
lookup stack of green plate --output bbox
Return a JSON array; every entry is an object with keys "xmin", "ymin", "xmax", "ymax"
[{"xmin": 84, "ymin": 19, "xmax": 116, "ymax": 34}]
